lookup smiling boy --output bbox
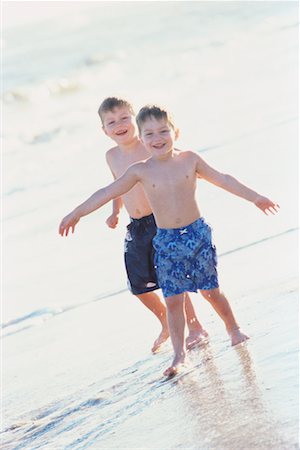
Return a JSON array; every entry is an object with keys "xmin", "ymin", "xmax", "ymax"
[
  {"xmin": 99, "ymin": 98, "xmax": 207, "ymax": 353},
  {"xmin": 59, "ymin": 104, "xmax": 279, "ymax": 377}
]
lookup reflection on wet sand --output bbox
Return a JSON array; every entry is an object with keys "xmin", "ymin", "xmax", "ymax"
[{"xmin": 171, "ymin": 344, "xmax": 294, "ymax": 449}]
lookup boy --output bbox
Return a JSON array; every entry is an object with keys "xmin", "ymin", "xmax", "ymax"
[
  {"xmin": 101, "ymin": 97, "xmax": 207, "ymax": 353},
  {"xmin": 59, "ymin": 105, "xmax": 279, "ymax": 377}
]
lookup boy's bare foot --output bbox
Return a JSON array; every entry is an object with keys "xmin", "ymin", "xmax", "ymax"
[
  {"xmin": 151, "ymin": 328, "xmax": 169, "ymax": 353},
  {"xmin": 186, "ymin": 329, "xmax": 209, "ymax": 350},
  {"xmin": 229, "ymin": 328, "xmax": 249, "ymax": 346},
  {"xmin": 163, "ymin": 354, "xmax": 185, "ymax": 378}
]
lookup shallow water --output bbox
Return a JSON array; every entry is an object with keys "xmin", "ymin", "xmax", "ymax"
[
  {"xmin": 2, "ymin": 234, "xmax": 298, "ymax": 448},
  {"xmin": 2, "ymin": 2, "xmax": 299, "ymax": 449}
]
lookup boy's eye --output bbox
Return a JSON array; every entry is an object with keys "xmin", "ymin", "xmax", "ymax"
[
  {"xmin": 145, "ymin": 133, "xmax": 153, "ymax": 137},
  {"xmin": 121, "ymin": 116, "xmax": 129, "ymax": 120},
  {"xmin": 161, "ymin": 129, "xmax": 170, "ymax": 133},
  {"xmin": 108, "ymin": 121, "xmax": 114, "ymax": 125}
]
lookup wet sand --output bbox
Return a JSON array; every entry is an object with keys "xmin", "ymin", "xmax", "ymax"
[{"xmin": 2, "ymin": 230, "xmax": 298, "ymax": 449}]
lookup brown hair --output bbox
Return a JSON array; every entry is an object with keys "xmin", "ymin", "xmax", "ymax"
[
  {"xmin": 98, "ymin": 97, "xmax": 135, "ymax": 123},
  {"xmin": 136, "ymin": 105, "xmax": 176, "ymax": 133}
]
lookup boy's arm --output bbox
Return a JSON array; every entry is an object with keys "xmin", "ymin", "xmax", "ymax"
[
  {"xmin": 195, "ymin": 153, "xmax": 279, "ymax": 215},
  {"xmin": 59, "ymin": 165, "xmax": 140, "ymax": 236},
  {"xmin": 106, "ymin": 198, "xmax": 123, "ymax": 229},
  {"xmin": 105, "ymin": 150, "xmax": 123, "ymax": 228}
]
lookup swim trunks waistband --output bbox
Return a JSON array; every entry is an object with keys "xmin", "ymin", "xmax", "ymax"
[
  {"xmin": 129, "ymin": 213, "xmax": 155, "ymax": 226},
  {"xmin": 156, "ymin": 217, "xmax": 206, "ymax": 233}
]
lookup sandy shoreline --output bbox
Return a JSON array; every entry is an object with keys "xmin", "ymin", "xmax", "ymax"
[{"xmin": 3, "ymin": 230, "xmax": 298, "ymax": 449}]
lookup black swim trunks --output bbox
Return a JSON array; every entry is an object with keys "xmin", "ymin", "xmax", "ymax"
[{"xmin": 124, "ymin": 214, "xmax": 159, "ymax": 295}]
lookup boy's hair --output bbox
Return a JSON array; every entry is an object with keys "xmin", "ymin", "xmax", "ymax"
[
  {"xmin": 98, "ymin": 97, "xmax": 135, "ymax": 123},
  {"xmin": 136, "ymin": 105, "xmax": 176, "ymax": 133}
]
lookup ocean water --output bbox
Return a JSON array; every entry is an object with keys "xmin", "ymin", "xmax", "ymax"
[{"xmin": 2, "ymin": 2, "xmax": 299, "ymax": 449}]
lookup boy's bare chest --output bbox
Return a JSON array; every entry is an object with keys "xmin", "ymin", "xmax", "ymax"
[{"xmin": 144, "ymin": 163, "xmax": 196, "ymax": 194}]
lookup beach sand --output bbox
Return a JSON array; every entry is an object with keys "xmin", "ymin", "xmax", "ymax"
[{"xmin": 2, "ymin": 229, "xmax": 298, "ymax": 449}]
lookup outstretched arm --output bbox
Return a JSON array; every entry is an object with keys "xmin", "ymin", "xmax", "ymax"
[
  {"xmin": 195, "ymin": 154, "xmax": 279, "ymax": 215},
  {"xmin": 59, "ymin": 166, "xmax": 139, "ymax": 236}
]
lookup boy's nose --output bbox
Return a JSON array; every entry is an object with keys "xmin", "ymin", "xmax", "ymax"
[
  {"xmin": 152, "ymin": 132, "xmax": 161, "ymax": 140},
  {"xmin": 115, "ymin": 119, "xmax": 125, "ymax": 129},
  {"xmin": 115, "ymin": 117, "xmax": 124, "ymax": 126}
]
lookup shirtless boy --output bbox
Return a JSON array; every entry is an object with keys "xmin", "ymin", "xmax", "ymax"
[
  {"xmin": 100, "ymin": 97, "xmax": 207, "ymax": 353},
  {"xmin": 59, "ymin": 105, "xmax": 279, "ymax": 377}
]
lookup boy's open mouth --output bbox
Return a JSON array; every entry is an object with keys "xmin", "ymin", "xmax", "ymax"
[
  {"xmin": 153, "ymin": 143, "xmax": 165, "ymax": 149},
  {"xmin": 115, "ymin": 129, "xmax": 128, "ymax": 136}
]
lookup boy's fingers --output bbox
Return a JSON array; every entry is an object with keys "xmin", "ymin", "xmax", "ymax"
[
  {"xmin": 270, "ymin": 205, "xmax": 279, "ymax": 214},
  {"xmin": 264, "ymin": 203, "xmax": 279, "ymax": 215},
  {"xmin": 271, "ymin": 202, "xmax": 280, "ymax": 211}
]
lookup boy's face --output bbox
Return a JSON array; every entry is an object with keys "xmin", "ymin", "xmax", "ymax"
[
  {"xmin": 140, "ymin": 117, "xmax": 177, "ymax": 158},
  {"xmin": 102, "ymin": 106, "xmax": 137, "ymax": 145}
]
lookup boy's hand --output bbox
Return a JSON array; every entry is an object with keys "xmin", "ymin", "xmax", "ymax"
[
  {"xmin": 106, "ymin": 213, "xmax": 119, "ymax": 229},
  {"xmin": 254, "ymin": 196, "xmax": 280, "ymax": 215},
  {"xmin": 59, "ymin": 211, "xmax": 80, "ymax": 236}
]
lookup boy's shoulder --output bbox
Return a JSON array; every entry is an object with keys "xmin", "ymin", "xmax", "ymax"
[
  {"xmin": 175, "ymin": 148, "xmax": 199, "ymax": 160},
  {"xmin": 105, "ymin": 145, "xmax": 120, "ymax": 162}
]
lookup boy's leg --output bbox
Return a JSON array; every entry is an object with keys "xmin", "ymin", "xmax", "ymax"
[
  {"xmin": 164, "ymin": 293, "xmax": 186, "ymax": 377},
  {"xmin": 185, "ymin": 293, "xmax": 209, "ymax": 350},
  {"xmin": 199, "ymin": 288, "xmax": 249, "ymax": 345},
  {"xmin": 138, "ymin": 291, "xmax": 208, "ymax": 352},
  {"xmin": 136, "ymin": 291, "xmax": 169, "ymax": 353}
]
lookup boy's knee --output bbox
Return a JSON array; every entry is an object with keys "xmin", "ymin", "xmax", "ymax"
[
  {"xmin": 165, "ymin": 294, "xmax": 185, "ymax": 310},
  {"xmin": 200, "ymin": 288, "xmax": 220, "ymax": 302}
]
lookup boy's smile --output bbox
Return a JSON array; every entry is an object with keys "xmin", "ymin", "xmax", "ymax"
[{"xmin": 115, "ymin": 129, "xmax": 128, "ymax": 136}]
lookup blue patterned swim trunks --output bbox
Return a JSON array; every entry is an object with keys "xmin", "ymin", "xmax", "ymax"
[{"xmin": 153, "ymin": 217, "xmax": 219, "ymax": 298}]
